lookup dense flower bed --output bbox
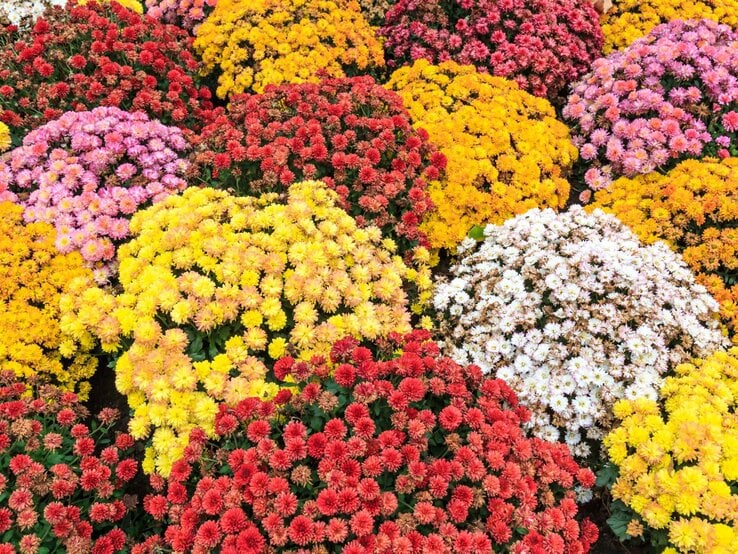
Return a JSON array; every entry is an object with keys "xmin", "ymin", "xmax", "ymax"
[
  {"xmin": 144, "ymin": 0, "xmax": 215, "ymax": 32},
  {"xmin": 387, "ymin": 60, "xmax": 576, "ymax": 250},
  {"xmin": 0, "ymin": 0, "xmax": 213, "ymax": 148},
  {"xmin": 564, "ymin": 18, "xmax": 738, "ymax": 197},
  {"xmin": 434, "ymin": 206, "xmax": 726, "ymax": 457},
  {"xmin": 135, "ymin": 331, "xmax": 599, "ymax": 553},
  {"xmin": 380, "ymin": 0, "xmax": 603, "ymax": 102},
  {"xmin": 194, "ymin": 0, "xmax": 384, "ymax": 98}
]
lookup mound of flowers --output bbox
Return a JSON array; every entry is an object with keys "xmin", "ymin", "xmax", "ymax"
[
  {"xmin": 0, "ymin": 122, "xmax": 9, "ymax": 151},
  {"xmin": 191, "ymin": 76, "xmax": 443, "ymax": 254},
  {"xmin": 0, "ymin": 202, "xmax": 97, "ymax": 398},
  {"xmin": 193, "ymin": 0, "xmax": 384, "ymax": 98},
  {"xmin": 591, "ymin": 157, "xmax": 738, "ymax": 335},
  {"xmin": 134, "ymin": 331, "xmax": 599, "ymax": 553},
  {"xmin": 387, "ymin": 60, "xmax": 576, "ymax": 251},
  {"xmin": 144, "ymin": 0, "xmax": 215, "ymax": 32},
  {"xmin": 0, "ymin": 0, "xmax": 64, "ymax": 28},
  {"xmin": 0, "ymin": 373, "xmax": 139, "ymax": 552},
  {"xmin": 433, "ymin": 206, "xmax": 726, "ymax": 457},
  {"xmin": 60, "ymin": 182, "xmax": 426, "ymax": 476},
  {"xmin": 0, "ymin": 0, "xmax": 214, "ymax": 147},
  {"xmin": 0, "ymin": 107, "xmax": 190, "ymax": 282},
  {"xmin": 601, "ymin": 0, "xmax": 738, "ymax": 53},
  {"xmin": 380, "ymin": 0, "xmax": 603, "ymax": 102},
  {"xmin": 563, "ymin": 18, "xmax": 738, "ymax": 198},
  {"xmin": 602, "ymin": 348, "xmax": 738, "ymax": 553},
  {"xmin": 356, "ymin": 0, "xmax": 395, "ymax": 26}
]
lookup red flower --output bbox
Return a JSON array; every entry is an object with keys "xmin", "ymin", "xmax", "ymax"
[{"xmin": 287, "ymin": 515, "xmax": 314, "ymax": 546}]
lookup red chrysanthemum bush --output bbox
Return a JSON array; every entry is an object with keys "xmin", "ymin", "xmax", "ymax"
[
  {"xmin": 135, "ymin": 331, "xmax": 599, "ymax": 553},
  {"xmin": 0, "ymin": 0, "xmax": 214, "ymax": 148},
  {"xmin": 379, "ymin": 0, "xmax": 603, "ymax": 102},
  {"xmin": 191, "ymin": 76, "xmax": 444, "ymax": 253},
  {"xmin": 0, "ymin": 371, "xmax": 140, "ymax": 553}
]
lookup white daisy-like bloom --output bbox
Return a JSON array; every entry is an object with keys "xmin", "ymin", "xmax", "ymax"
[
  {"xmin": 0, "ymin": 0, "xmax": 66, "ymax": 28},
  {"xmin": 434, "ymin": 206, "xmax": 727, "ymax": 456}
]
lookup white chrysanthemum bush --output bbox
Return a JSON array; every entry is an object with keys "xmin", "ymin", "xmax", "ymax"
[{"xmin": 433, "ymin": 206, "xmax": 727, "ymax": 459}]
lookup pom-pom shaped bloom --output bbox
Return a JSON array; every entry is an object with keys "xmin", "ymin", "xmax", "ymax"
[
  {"xmin": 0, "ymin": 202, "xmax": 96, "ymax": 399},
  {"xmin": 564, "ymin": 19, "xmax": 738, "ymax": 197},
  {"xmin": 434, "ymin": 206, "xmax": 727, "ymax": 457},
  {"xmin": 144, "ymin": 0, "xmax": 216, "ymax": 33},
  {"xmin": 601, "ymin": 0, "xmax": 738, "ymax": 53},
  {"xmin": 387, "ymin": 60, "xmax": 576, "ymax": 250},
  {"xmin": 60, "ymin": 182, "xmax": 421, "ymax": 476},
  {"xmin": 0, "ymin": 122, "xmax": 9, "ymax": 152},
  {"xmin": 137, "ymin": 331, "xmax": 599, "ymax": 553},
  {"xmin": 380, "ymin": 0, "xmax": 603, "ymax": 102},
  {"xmin": 193, "ymin": 0, "xmax": 384, "ymax": 98},
  {"xmin": 0, "ymin": 373, "xmax": 139, "ymax": 553},
  {"xmin": 0, "ymin": 107, "xmax": 189, "ymax": 281},
  {"xmin": 0, "ymin": 0, "xmax": 214, "ymax": 147},
  {"xmin": 591, "ymin": 158, "xmax": 738, "ymax": 335},
  {"xmin": 603, "ymin": 348, "xmax": 738, "ymax": 552},
  {"xmin": 192, "ymin": 76, "xmax": 442, "ymax": 256}
]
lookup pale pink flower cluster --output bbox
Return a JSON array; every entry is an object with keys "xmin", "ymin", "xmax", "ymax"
[
  {"xmin": 0, "ymin": 107, "xmax": 189, "ymax": 281},
  {"xmin": 563, "ymin": 19, "xmax": 738, "ymax": 198},
  {"xmin": 434, "ymin": 206, "xmax": 726, "ymax": 457},
  {"xmin": 145, "ymin": 0, "xmax": 217, "ymax": 32}
]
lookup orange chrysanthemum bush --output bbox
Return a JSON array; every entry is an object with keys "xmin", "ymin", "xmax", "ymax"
[
  {"xmin": 386, "ymin": 60, "xmax": 576, "ymax": 251},
  {"xmin": 591, "ymin": 157, "xmax": 738, "ymax": 334},
  {"xmin": 0, "ymin": 202, "xmax": 97, "ymax": 399},
  {"xmin": 193, "ymin": 0, "xmax": 384, "ymax": 98},
  {"xmin": 60, "ymin": 182, "xmax": 423, "ymax": 476}
]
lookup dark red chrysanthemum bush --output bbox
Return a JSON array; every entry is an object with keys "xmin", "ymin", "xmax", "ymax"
[
  {"xmin": 135, "ymin": 331, "xmax": 598, "ymax": 553},
  {"xmin": 190, "ymin": 76, "xmax": 443, "ymax": 252},
  {"xmin": 0, "ymin": 0, "xmax": 213, "ymax": 147},
  {"xmin": 380, "ymin": 0, "xmax": 603, "ymax": 102}
]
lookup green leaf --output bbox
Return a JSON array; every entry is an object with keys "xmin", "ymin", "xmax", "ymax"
[
  {"xmin": 595, "ymin": 462, "xmax": 619, "ymax": 488},
  {"xmin": 467, "ymin": 225, "xmax": 485, "ymax": 241}
]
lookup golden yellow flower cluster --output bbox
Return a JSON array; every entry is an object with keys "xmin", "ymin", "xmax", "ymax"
[
  {"xmin": 0, "ymin": 122, "xmax": 10, "ymax": 152},
  {"xmin": 60, "ymin": 181, "xmax": 423, "ymax": 476},
  {"xmin": 386, "ymin": 60, "xmax": 576, "ymax": 251},
  {"xmin": 601, "ymin": 0, "xmax": 738, "ymax": 53},
  {"xmin": 0, "ymin": 202, "xmax": 96, "ymax": 398},
  {"xmin": 591, "ymin": 158, "xmax": 738, "ymax": 335},
  {"xmin": 78, "ymin": 0, "xmax": 144, "ymax": 13},
  {"xmin": 605, "ymin": 348, "xmax": 738, "ymax": 553},
  {"xmin": 194, "ymin": 0, "xmax": 384, "ymax": 98}
]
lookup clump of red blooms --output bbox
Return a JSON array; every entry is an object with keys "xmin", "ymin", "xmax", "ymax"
[
  {"xmin": 135, "ymin": 330, "xmax": 598, "ymax": 554},
  {"xmin": 0, "ymin": 0, "xmax": 214, "ymax": 148},
  {"xmin": 0, "ymin": 371, "xmax": 139, "ymax": 553},
  {"xmin": 380, "ymin": 0, "xmax": 603, "ymax": 102},
  {"xmin": 190, "ymin": 76, "xmax": 444, "ymax": 252}
]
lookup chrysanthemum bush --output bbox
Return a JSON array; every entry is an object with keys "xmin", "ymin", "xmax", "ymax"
[
  {"xmin": 433, "ymin": 206, "xmax": 727, "ymax": 458},
  {"xmin": 0, "ymin": 202, "xmax": 97, "ymax": 399},
  {"xmin": 601, "ymin": 348, "xmax": 738, "ymax": 553},
  {"xmin": 0, "ymin": 107, "xmax": 190, "ymax": 282},
  {"xmin": 356, "ymin": 0, "xmax": 395, "ymax": 26},
  {"xmin": 0, "ymin": 0, "xmax": 65, "ymax": 29},
  {"xmin": 193, "ymin": 0, "xmax": 384, "ymax": 98},
  {"xmin": 0, "ymin": 122, "xmax": 9, "ymax": 152},
  {"xmin": 380, "ymin": 0, "xmax": 603, "ymax": 102},
  {"xmin": 563, "ymin": 18, "xmax": 738, "ymax": 198},
  {"xmin": 133, "ymin": 331, "xmax": 599, "ymax": 553},
  {"xmin": 60, "ymin": 182, "xmax": 428, "ymax": 476},
  {"xmin": 0, "ymin": 372, "xmax": 139, "ymax": 553},
  {"xmin": 144, "ymin": 0, "xmax": 215, "ymax": 32},
  {"xmin": 387, "ymin": 60, "xmax": 576, "ymax": 251},
  {"xmin": 601, "ymin": 0, "xmax": 738, "ymax": 53},
  {"xmin": 191, "ymin": 76, "xmax": 443, "ymax": 254},
  {"xmin": 591, "ymin": 158, "xmax": 738, "ymax": 335},
  {"xmin": 0, "ymin": 0, "xmax": 214, "ymax": 148}
]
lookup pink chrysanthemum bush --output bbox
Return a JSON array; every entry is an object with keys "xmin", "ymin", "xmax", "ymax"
[
  {"xmin": 144, "ymin": 0, "xmax": 216, "ymax": 33},
  {"xmin": 0, "ymin": 372, "xmax": 140, "ymax": 553},
  {"xmin": 564, "ymin": 18, "xmax": 738, "ymax": 199},
  {"xmin": 133, "ymin": 331, "xmax": 600, "ymax": 554},
  {"xmin": 0, "ymin": 107, "xmax": 190, "ymax": 282},
  {"xmin": 380, "ymin": 0, "xmax": 603, "ymax": 102}
]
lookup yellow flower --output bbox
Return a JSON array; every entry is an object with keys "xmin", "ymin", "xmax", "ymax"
[{"xmin": 0, "ymin": 122, "xmax": 10, "ymax": 152}]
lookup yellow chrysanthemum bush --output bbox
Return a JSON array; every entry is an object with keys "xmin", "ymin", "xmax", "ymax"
[
  {"xmin": 0, "ymin": 122, "xmax": 9, "ymax": 152},
  {"xmin": 601, "ymin": 0, "xmax": 738, "ymax": 53},
  {"xmin": 193, "ymin": 0, "xmax": 384, "ymax": 98},
  {"xmin": 591, "ymin": 158, "xmax": 738, "ymax": 335},
  {"xmin": 60, "ymin": 182, "xmax": 426, "ymax": 476},
  {"xmin": 0, "ymin": 202, "xmax": 97, "ymax": 398},
  {"xmin": 601, "ymin": 348, "xmax": 738, "ymax": 553},
  {"xmin": 386, "ymin": 60, "xmax": 577, "ymax": 251}
]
